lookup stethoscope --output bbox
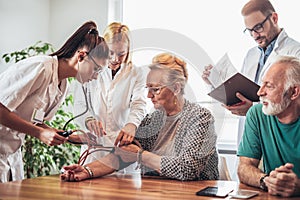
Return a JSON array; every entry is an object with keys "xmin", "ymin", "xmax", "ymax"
[
  {"xmin": 58, "ymin": 82, "xmax": 114, "ymax": 167},
  {"xmin": 58, "ymin": 84, "xmax": 90, "ymax": 137},
  {"xmin": 59, "ymin": 60, "xmax": 98, "ymax": 136}
]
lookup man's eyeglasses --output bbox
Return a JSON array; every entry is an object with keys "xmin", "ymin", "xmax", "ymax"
[
  {"xmin": 86, "ymin": 52, "xmax": 104, "ymax": 74},
  {"xmin": 243, "ymin": 14, "xmax": 272, "ymax": 36},
  {"xmin": 146, "ymin": 85, "xmax": 169, "ymax": 95}
]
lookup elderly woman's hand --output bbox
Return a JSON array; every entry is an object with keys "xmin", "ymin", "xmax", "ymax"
[{"xmin": 60, "ymin": 164, "xmax": 89, "ymax": 182}]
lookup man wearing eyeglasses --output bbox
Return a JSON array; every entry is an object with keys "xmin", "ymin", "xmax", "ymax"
[
  {"xmin": 203, "ymin": 0, "xmax": 300, "ymax": 145},
  {"xmin": 233, "ymin": 0, "xmax": 300, "ymax": 144},
  {"xmin": 240, "ymin": 0, "xmax": 300, "ymax": 86}
]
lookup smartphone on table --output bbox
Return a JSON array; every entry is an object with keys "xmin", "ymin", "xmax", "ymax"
[
  {"xmin": 228, "ymin": 189, "xmax": 259, "ymax": 199},
  {"xmin": 195, "ymin": 186, "xmax": 233, "ymax": 197}
]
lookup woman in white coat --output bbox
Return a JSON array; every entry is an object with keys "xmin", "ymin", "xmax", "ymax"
[
  {"xmin": 75, "ymin": 22, "xmax": 147, "ymax": 166},
  {"xmin": 0, "ymin": 21, "xmax": 109, "ymax": 183}
]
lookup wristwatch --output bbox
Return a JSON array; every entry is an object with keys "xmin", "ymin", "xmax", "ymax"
[{"xmin": 259, "ymin": 174, "xmax": 268, "ymax": 191}]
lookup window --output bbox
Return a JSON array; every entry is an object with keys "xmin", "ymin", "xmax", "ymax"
[{"xmin": 121, "ymin": 0, "xmax": 300, "ymax": 152}]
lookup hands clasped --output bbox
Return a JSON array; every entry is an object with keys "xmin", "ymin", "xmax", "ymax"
[{"xmin": 265, "ymin": 163, "xmax": 299, "ymax": 197}]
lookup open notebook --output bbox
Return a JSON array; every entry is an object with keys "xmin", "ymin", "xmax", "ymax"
[
  {"xmin": 207, "ymin": 53, "xmax": 260, "ymax": 106},
  {"xmin": 208, "ymin": 73, "xmax": 260, "ymax": 105}
]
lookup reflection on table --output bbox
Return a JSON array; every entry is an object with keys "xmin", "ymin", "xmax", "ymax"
[{"xmin": 0, "ymin": 172, "xmax": 286, "ymax": 199}]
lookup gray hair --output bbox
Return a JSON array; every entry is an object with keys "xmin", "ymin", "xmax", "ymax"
[
  {"xmin": 274, "ymin": 55, "xmax": 300, "ymax": 92},
  {"xmin": 148, "ymin": 63, "xmax": 187, "ymax": 95}
]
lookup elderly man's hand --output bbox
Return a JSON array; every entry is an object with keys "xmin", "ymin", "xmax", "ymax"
[{"xmin": 265, "ymin": 163, "xmax": 299, "ymax": 197}]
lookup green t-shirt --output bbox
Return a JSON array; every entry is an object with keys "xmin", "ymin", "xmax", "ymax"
[{"xmin": 238, "ymin": 104, "xmax": 300, "ymax": 177}]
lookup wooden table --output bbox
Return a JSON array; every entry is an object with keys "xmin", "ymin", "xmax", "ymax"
[{"xmin": 0, "ymin": 172, "xmax": 296, "ymax": 199}]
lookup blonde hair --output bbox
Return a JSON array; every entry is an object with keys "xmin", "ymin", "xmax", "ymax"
[
  {"xmin": 241, "ymin": 0, "xmax": 275, "ymax": 17},
  {"xmin": 152, "ymin": 53, "xmax": 188, "ymax": 80},
  {"xmin": 103, "ymin": 22, "xmax": 132, "ymax": 66},
  {"xmin": 151, "ymin": 53, "xmax": 188, "ymax": 94}
]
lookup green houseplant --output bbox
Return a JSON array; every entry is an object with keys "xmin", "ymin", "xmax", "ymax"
[{"xmin": 2, "ymin": 41, "xmax": 80, "ymax": 178}]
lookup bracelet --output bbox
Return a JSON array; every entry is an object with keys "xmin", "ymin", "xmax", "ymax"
[
  {"xmin": 85, "ymin": 116, "xmax": 95, "ymax": 129},
  {"xmin": 135, "ymin": 149, "xmax": 145, "ymax": 170},
  {"xmin": 83, "ymin": 165, "xmax": 94, "ymax": 179}
]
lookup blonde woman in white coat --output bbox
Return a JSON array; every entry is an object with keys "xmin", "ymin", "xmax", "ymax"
[{"xmin": 75, "ymin": 22, "xmax": 147, "ymax": 166}]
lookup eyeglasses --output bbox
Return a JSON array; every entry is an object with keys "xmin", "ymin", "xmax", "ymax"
[
  {"xmin": 87, "ymin": 53, "xmax": 104, "ymax": 74},
  {"xmin": 243, "ymin": 14, "xmax": 272, "ymax": 36},
  {"xmin": 146, "ymin": 85, "xmax": 169, "ymax": 95}
]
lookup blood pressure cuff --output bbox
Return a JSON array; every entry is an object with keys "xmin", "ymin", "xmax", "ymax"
[
  {"xmin": 109, "ymin": 148, "xmax": 133, "ymax": 171},
  {"xmin": 110, "ymin": 139, "xmax": 142, "ymax": 171}
]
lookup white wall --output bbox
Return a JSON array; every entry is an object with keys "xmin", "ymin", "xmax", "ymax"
[
  {"xmin": 49, "ymin": 0, "xmax": 108, "ymax": 49},
  {"xmin": 0, "ymin": 0, "xmax": 109, "ymax": 73},
  {"xmin": 0, "ymin": 0, "xmax": 49, "ymax": 72}
]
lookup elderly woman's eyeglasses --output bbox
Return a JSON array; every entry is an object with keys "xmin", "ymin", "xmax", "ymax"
[
  {"xmin": 146, "ymin": 85, "xmax": 169, "ymax": 95},
  {"xmin": 243, "ymin": 14, "xmax": 272, "ymax": 36}
]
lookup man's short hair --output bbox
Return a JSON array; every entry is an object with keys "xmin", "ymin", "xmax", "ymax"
[{"xmin": 241, "ymin": 0, "xmax": 276, "ymax": 17}]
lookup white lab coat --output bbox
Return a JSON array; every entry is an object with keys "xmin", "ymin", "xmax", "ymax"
[
  {"xmin": 237, "ymin": 29, "xmax": 300, "ymax": 144},
  {"xmin": 74, "ymin": 63, "xmax": 148, "ymax": 165},
  {"xmin": 0, "ymin": 55, "xmax": 68, "ymax": 182}
]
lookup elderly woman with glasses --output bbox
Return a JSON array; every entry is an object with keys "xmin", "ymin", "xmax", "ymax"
[{"xmin": 61, "ymin": 53, "xmax": 219, "ymax": 181}]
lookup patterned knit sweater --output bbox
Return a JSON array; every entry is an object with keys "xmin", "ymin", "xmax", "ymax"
[{"xmin": 135, "ymin": 100, "xmax": 219, "ymax": 181}]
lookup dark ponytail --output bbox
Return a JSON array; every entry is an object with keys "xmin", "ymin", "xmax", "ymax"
[{"xmin": 50, "ymin": 21, "xmax": 109, "ymax": 60}]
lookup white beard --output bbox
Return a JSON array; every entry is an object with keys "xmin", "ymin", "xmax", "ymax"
[{"xmin": 260, "ymin": 95, "xmax": 291, "ymax": 116}]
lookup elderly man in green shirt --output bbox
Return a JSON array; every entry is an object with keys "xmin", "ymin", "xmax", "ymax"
[{"xmin": 237, "ymin": 55, "xmax": 300, "ymax": 197}]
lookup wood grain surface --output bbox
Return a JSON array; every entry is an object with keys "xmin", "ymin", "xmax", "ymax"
[{"xmin": 0, "ymin": 172, "xmax": 289, "ymax": 199}]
